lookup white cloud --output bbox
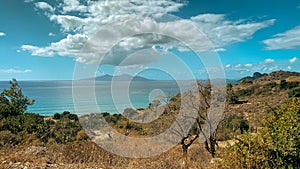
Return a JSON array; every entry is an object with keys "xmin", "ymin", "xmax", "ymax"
[
  {"xmin": 48, "ymin": 32, "xmax": 56, "ymax": 36},
  {"xmin": 214, "ymin": 48, "xmax": 226, "ymax": 52},
  {"xmin": 0, "ymin": 32, "xmax": 6, "ymax": 37},
  {"xmin": 35, "ymin": 2, "xmax": 55, "ymax": 12},
  {"xmin": 235, "ymin": 64, "xmax": 241, "ymax": 68},
  {"xmin": 225, "ymin": 64, "xmax": 231, "ymax": 68},
  {"xmin": 263, "ymin": 26, "xmax": 300, "ymax": 50},
  {"xmin": 224, "ymin": 58, "xmax": 300, "ymax": 79},
  {"xmin": 115, "ymin": 64, "xmax": 149, "ymax": 76},
  {"xmin": 263, "ymin": 58, "xmax": 275, "ymax": 64},
  {"xmin": 191, "ymin": 14, "xmax": 275, "ymax": 48},
  {"xmin": 22, "ymin": 1, "xmax": 275, "ymax": 66},
  {"xmin": 22, "ymin": 34, "xmax": 88, "ymax": 58},
  {"xmin": 289, "ymin": 57, "xmax": 298, "ymax": 63},
  {"xmin": 49, "ymin": 14, "xmax": 85, "ymax": 32},
  {"xmin": 60, "ymin": 0, "xmax": 87, "ymax": 13},
  {"xmin": 1, "ymin": 69, "xmax": 32, "ymax": 74},
  {"xmin": 24, "ymin": 0, "xmax": 34, "ymax": 3},
  {"xmin": 21, "ymin": 45, "xmax": 54, "ymax": 57}
]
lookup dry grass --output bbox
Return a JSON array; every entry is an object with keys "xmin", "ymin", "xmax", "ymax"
[{"xmin": 0, "ymin": 140, "xmax": 219, "ymax": 169}]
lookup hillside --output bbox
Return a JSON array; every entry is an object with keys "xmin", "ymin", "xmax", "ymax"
[
  {"xmin": 227, "ymin": 70, "xmax": 300, "ymax": 129},
  {"xmin": 0, "ymin": 71, "xmax": 299, "ymax": 168}
]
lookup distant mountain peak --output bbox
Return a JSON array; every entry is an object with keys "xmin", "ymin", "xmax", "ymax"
[
  {"xmin": 254, "ymin": 70, "xmax": 300, "ymax": 83},
  {"xmin": 84, "ymin": 74, "xmax": 153, "ymax": 81},
  {"xmin": 239, "ymin": 70, "xmax": 300, "ymax": 84}
]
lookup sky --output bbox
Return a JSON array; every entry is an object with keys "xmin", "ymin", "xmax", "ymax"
[{"xmin": 0, "ymin": 0, "xmax": 300, "ymax": 80}]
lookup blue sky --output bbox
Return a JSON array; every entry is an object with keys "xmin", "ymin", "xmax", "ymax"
[{"xmin": 0, "ymin": 0, "xmax": 300, "ymax": 80}]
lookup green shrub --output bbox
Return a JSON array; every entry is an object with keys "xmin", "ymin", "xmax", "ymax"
[
  {"xmin": 235, "ymin": 88, "xmax": 255, "ymax": 97},
  {"xmin": 240, "ymin": 79, "xmax": 253, "ymax": 85},
  {"xmin": 264, "ymin": 82, "xmax": 277, "ymax": 89},
  {"xmin": 52, "ymin": 118, "xmax": 83, "ymax": 143},
  {"xmin": 68, "ymin": 113, "xmax": 79, "ymax": 121},
  {"xmin": 101, "ymin": 112, "xmax": 110, "ymax": 117},
  {"xmin": 0, "ymin": 78, "xmax": 34, "ymax": 118},
  {"xmin": 1, "ymin": 113, "xmax": 46, "ymax": 134},
  {"xmin": 53, "ymin": 113, "xmax": 61, "ymax": 119},
  {"xmin": 222, "ymin": 99, "xmax": 300, "ymax": 168},
  {"xmin": 288, "ymin": 87, "xmax": 300, "ymax": 98},
  {"xmin": 217, "ymin": 115, "xmax": 249, "ymax": 141},
  {"xmin": 226, "ymin": 83, "xmax": 239, "ymax": 104},
  {"xmin": 280, "ymin": 80, "xmax": 299, "ymax": 90}
]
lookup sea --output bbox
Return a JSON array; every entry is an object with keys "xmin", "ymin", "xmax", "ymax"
[{"xmin": 0, "ymin": 80, "xmax": 194, "ymax": 116}]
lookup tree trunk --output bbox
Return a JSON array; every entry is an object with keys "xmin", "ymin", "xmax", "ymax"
[{"xmin": 182, "ymin": 145, "xmax": 188, "ymax": 169}]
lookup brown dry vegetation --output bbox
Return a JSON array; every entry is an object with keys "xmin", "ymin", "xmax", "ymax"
[{"xmin": 0, "ymin": 70, "xmax": 299, "ymax": 168}]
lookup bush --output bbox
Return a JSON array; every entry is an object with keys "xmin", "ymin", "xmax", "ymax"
[
  {"xmin": 235, "ymin": 88, "xmax": 255, "ymax": 97},
  {"xmin": 1, "ymin": 113, "xmax": 46, "ymax": 134},
  {"xmin": 62, "ymin": 111, "xmax": 70, "ymax": 116},
  {"xmin": 68, "ymin": 113, "xmax": 79, "ymax": 121},
  {"xmin": 52, "ymin": 118, "xmax": 83, "ymax": 143},
  {"xmin": 280, "ymin": 80, "xmax": 299, "ymax": 90},
  {"xmin": 222, "ymin": 99, "xmax": 300, "ymax": 168},
  {"xmin": 240, "ymin": 79, "xmax": 253, "ymax": 85},
  {"xmin": 76, "ymin": 130, "xmax": 89, "ymax": 141},
  {"xmin": 53, "ymin": 113, "xmax": 61, "ymax": 119},
  {"xmin": 288, "ymin": 87, "xmax": 300, "ymax": 98},
  {"xmin": 0, "ymin": 130, "xmax": 21, "ymax": 146},
  {"xmin": 226, "ymin": 83, "xmax": 239, "ymax": 104},
  {"xmin": 217, "ymin": 115, "xmax": 249, "ymax": 141},
  {"xmin": 54, "ymin": 111, "xmax": 78, "ymax": 121},
  {"xmin": 101, "ymin": 112, "xmax": 110, "ymax": 117},
  {"xmin": 266, "ymin": 82, "xmax": 277, "ymax": 88}
]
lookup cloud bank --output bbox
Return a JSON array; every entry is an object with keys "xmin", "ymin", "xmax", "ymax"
[
  {"xmin": 263, "ymin": 26, "xmax": 300, "ymax": 50},
  {"xmin": 0, "ymin": 68, "xmax": 32, "ymax": 74},
  {"xmin": 22, "ymin": 0, "xmax": 275, "ymax": 65}
]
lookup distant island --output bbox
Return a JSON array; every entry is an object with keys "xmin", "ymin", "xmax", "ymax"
[
  {"xmin": 81, "ymin": 74, "xmax": 240, "ymax": 85},
  {"xmin": 82, "ymin": 74, "xmax": 154, "ymax": 81}
]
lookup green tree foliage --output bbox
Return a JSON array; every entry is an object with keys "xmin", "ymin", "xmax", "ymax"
[
  {"xmin": 0, "ymin": 79, "xmax": 87, "ymax": 145},
  {"xmin": 217, "ymin": 115, "xmax": 249, "ymax": 141},
  {"xmin": 0, "ymin": 78, "xmax": 34, "ymax": 118},
  {"xmin": 222, "ymin": 99, "xmax": 300, "ymax": 168},
  {"xmin": 53, "ymin": 113, "xmax": 61, "ymax": 119},
  {"xmin": 52, "ymin": 117, "xmax": 83, "ymax": 143},
  {"xmin": 2, "ymin": 113, "xmax": 46, "ymax": 134},
  {"xmin": 279, "ymin": 80, "xmax": 299, "ymax": 90},
  {"xmin": 226, "ymin": 83, "xmax": 239, "ymax": 104},
  {"xmin": 235, "ymin": 87, "xmax": 255, "ymax": 97}
]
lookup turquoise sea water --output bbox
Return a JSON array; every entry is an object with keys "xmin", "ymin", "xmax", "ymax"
[{"xmin": 0, "ymin": 80, "xmax": 192, "ymax": 116}]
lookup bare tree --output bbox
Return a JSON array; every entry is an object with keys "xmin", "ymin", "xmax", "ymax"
[
  {"xmin": 195, "ymin": 81, "xmax": 219, "ymax": 158},
  {"xmin": 169, "ymin": 81, "xmax": 221, "ymax": 159}
]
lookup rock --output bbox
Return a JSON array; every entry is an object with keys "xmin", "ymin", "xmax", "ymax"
[
  {"xmin": 210, "ymin": 158, "xmax": 222, "ymax": 164},
  {"xmin": 24, "ymin": 146, "xmax": 47, "ymax": 155}
]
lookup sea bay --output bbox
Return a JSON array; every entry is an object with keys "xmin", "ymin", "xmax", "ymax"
[{"xmin": 0, "ymin": 80, "xmax": 193, "ymax": 116}]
